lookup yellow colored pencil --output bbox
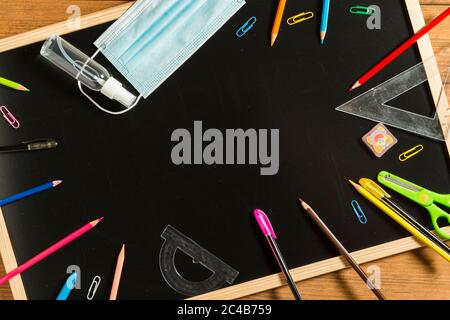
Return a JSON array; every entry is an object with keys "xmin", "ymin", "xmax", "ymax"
[
  {"xmin": 0, "ymin": 76, "xmax": 29, "ymax": 91},
  {"xmin": 109, "ymin": 244, "xmax": 125, "ymax": 300},
  {"xmin": 270, "ymin": 0, "xmax": 287, "ymax": 47},
  {"xmin": 349, "ymin": 180, "xmax": 450, "ymax": 262}
]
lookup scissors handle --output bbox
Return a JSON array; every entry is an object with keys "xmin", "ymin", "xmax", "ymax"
[
  {"xmin": 431, "ymin": 193, "xmax": 450, "ymax": 208},
  {"xmin": 428, "ymin": 204, "xmax": 450, "ymax": 240}
]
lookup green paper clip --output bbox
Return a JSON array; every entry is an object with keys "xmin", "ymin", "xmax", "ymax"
[{"xmin": 350, "ymin": 6, "xmax": 375, "ymax": 16}]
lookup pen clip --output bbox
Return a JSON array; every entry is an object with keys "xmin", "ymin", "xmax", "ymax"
[{"xmin": 21, "ymin": 138, "xmax": 51, "ymax": 145}]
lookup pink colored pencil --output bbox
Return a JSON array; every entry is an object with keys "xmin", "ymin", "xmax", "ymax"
[
  {"xmin": 109, "ymin": 244, "xmax": 125, "ymax": 300},
  {"xmin": 0, "ymin": 217, "xmax": 103, "ymax": 286}
]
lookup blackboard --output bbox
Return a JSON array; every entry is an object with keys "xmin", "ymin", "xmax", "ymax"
[{"xmin": 0, "ymin": 0, "xmax": 449, "ymax": 300}]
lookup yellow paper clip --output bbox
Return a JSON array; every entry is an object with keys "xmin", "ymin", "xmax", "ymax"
[
  {"xmin": 399, "ymin": 145, "xmax": 424, "ymax": 162},
  {"xmin": 287, "ymin": 11, "xmax": 314, "ymax": 26}
]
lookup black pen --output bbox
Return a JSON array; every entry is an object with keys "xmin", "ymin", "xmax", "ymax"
[{"xmin": 0, "ymin": 139, "xmax": 58, "ymax": 153}]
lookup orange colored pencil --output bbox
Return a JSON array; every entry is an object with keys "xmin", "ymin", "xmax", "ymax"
[
  {"xmin": 271, "ymin": 0, "xmax": 287, "ymax": 47},
  {"xmin": 109, "ymin": 244, "xmax": 125, "ymax": 300}
]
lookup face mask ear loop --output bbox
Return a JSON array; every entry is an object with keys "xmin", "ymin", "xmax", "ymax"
[{"xmin": 76, "ymin": 48, "xmax": 142, "ymax": 115}]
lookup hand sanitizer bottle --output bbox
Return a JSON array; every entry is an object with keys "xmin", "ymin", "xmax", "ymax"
[{"xmin": 40, "ymin": 35, "xmax": 136, "ymax": 108}]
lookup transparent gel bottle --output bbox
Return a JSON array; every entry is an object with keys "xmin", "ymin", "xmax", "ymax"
[{"xmin": 40, "ymin": 35, "xmax": 136, "ymax": 108}]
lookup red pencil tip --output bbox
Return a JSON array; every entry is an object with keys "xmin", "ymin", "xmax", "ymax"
[{"xmin": 349, "ymin": 81, "xmax": 361, "ymax": 92}]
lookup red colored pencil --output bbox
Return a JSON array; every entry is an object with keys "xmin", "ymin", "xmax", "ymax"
[
  {"xmin": 0, "ymin": 217, "xmax": 103, "ymax": 286},
  {"xmin": 350, "ymin": 6, "xmax": 450, "ymax": 91}
]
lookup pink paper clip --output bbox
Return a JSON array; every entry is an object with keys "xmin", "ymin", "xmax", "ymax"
[{"xmin": 0, "ymin": 106, "xmax": 20, "ymax": 129}]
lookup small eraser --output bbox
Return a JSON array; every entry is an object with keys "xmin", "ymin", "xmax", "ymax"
[{"xmin": 362, "ymin": 123, "xmax": 397, "ymax": 158}]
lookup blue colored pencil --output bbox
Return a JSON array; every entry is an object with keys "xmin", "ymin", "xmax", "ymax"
[
  {"xmin": 0, "ymin": 180, "xmax": 62, "ymax": 206},
  {"xmin": 320, "ymin": 0, "xmax": 330, "ymax": 45},
  {"xmin": 56, "ymin": 272, "xmax": 77, "ymax": 300}
]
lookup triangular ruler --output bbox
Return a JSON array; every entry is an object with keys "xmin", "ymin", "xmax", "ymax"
[{"xmin": 336, "ymin": 61, "xmax": 445, "ymax": 141}]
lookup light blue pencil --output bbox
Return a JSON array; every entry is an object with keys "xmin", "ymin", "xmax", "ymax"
[
  {"xmin": 320, "ymin": 0, "xmax": 330, "ymax": 45},
  {"xmin": 56, "ymin": 272, "xmax": 77, "ymax": 300}
]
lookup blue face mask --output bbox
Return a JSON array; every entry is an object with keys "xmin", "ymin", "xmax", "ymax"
[{"xmin": 94, "ymin": 0, "xmax": 245, "ymax": 99}]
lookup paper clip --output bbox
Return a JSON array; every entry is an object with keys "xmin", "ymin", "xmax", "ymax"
[
  {"xmin": 351, "ymin": 200, "xmax": 367, "ymax": 224},
  {"xmin": 287, "ymin": 11, "xmax": 314, "ymax": 25},
  {"xmin": 399, "ymin": 145, "xmax": 424, "ymax": 162},
  {"xmin": 86, "ymin": 276, "xmax": 101, "ymax": 300},
  {"xmin": 236, "ymin": 16, "xmax": 256, "ymax": 38},
  {"xmin": 0, "ymin": 106, "xmax": 20, "ymax": 129},
  {"xmin": 350, "ymin": 6, "xmax": 375, "ymax": 16}
]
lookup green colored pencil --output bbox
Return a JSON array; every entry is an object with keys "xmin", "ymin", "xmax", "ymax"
[{"xmin": 0, "ymin": 76, "xmax": 29, "ymax": 92}]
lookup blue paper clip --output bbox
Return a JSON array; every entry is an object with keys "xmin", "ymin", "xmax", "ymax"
[
  {"xmin": 351, "ymin": 200, "xmax": 367, "ymax": 224},
  {"xmin": 236, "ymin": 16, "xmax": 256, "ymax": 38}
]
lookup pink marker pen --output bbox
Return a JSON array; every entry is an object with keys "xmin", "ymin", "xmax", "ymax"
[{"xmin": 253, "ymin": 209, "xmax": 302, "ymax": 300}]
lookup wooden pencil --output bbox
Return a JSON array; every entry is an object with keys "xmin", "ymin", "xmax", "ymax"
[
  {"xmin": 0, "ymin": 218, "xmax": 102, "ymax": 286},
  {"xmin": 271, "ymin": 0, "xmax": 287, "ymax": 47},
  {"xmin": 109, "ymin": 244, "xmax": 125, "ymax": 300},
  {"xmin": 298, "ymin": 198, "xmax": 386, "ymax": 300},
  {"xmin": 0, "ymin": 76, "xmax": 29, "ymax": 91},
  {"xmin": 350, "ymin": 6, "xmax": 450, "ymax": 91}
]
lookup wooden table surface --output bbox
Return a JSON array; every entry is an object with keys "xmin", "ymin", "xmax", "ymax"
[{"xmin": 0, "ymin": 0, "xmax": 449, "ymax": 300}]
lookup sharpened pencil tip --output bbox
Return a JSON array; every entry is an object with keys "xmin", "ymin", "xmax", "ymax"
[
  {"xmin": 348, "ymin": 180, "xmax": 359, "ymax": 189},
  {"xmin": 91, "ymin": 217, "xmax": 104, "ymax": 227},
  {"xmin": 18, "ymin": 85, "xmax": 30, "ymax": 92},
  {"xmin": 53, "ymin": 180, "xmax": 63, "ymax": 187},
  {"xmin": 270, "ymin": 34, "xmax": 277, "ymax": 47},
  {"xmin": 298, "ymin": 198, "xmax": 308, "ymax": 210},
  {"xmin": 349, "ymin": 81, "xmax": 360, "ymax": 92}
]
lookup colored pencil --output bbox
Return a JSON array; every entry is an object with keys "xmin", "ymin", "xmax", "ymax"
[
  {"xmin": 349, "ymin": 180, "xmax": 450, "ymax": 262},
  {"xmin": 298, "ymin": 198, "xmax": 386, "ymax": 300},
  {"xmin": 0, "ymin": 76, "xmax": 29, "ymax": 92},
  {"xmin": 0, "ymin": 217, "xmax": 103, "ymax": 286},
  {"xmin": 109, "ymin": 244, "xmax": 125, "ymax": 300},
  {"xmin": 0, "ymin": 180, "xmax": 62, "ymax": 206},
  {"xmin": 320, "ymin": 0, "xmax": 330, "ymax": 45},
  {"xmin": 270, "ymin": 0, "xmax": 287, "ymax": 47},
  {"xmin": 56, "ymin": 272, "xmax": 77, "ymax": 300},
  {"xmin": 359, "ymin": 178, "xmax": 450, "ymax": 255},
  {"xmin": 350, "ymin": 6, "xmax": 450, "ymax": 91}
]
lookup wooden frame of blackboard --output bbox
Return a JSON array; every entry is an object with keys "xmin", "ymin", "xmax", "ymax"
[{"xmin": 0, "ymin": 0, "xmax": 448, "ymax": 300}]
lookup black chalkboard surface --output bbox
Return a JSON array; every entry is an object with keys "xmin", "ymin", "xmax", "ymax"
[{"xmin": 0, "ymin": 0, "xmax": 449, "ymax": 299}]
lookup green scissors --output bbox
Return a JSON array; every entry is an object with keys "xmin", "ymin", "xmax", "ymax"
[{"xmin": 377, "ymin": 171, "xmax": 450, "ymax": 240}]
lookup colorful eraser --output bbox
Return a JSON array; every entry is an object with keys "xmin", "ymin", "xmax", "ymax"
[{"xmin": 362, "ymin": 123, "xmax": 397, "ymax": 158}]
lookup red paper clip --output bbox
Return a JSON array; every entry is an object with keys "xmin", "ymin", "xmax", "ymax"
[{"xmin": 0, "ymin": 106, "xmax": 20, "ymax": 129}]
